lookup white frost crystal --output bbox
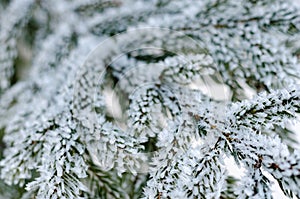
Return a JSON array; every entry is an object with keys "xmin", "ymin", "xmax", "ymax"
[{"xmin": 0, "ymin": 0, "xmax": 300, "ymax": 198}]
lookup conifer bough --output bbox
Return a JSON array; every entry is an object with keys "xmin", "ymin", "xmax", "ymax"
[{"xmin": 0, "ymin": 0, "xmax": 300, "ymax": 198}]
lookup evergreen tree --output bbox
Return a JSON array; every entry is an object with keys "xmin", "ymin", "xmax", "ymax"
[{"xmin": 0, "ymin": 0, "xmax": 300, "ymax": 198}]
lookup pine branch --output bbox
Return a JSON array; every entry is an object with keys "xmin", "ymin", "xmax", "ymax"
[
  {"xmin": 0, "ymin": 0, "xmax": 34, "ymax": 93},
  {"xmin": 230, "ymin": 86, "xmax": 300, "ymax": 130},
  {"xmin": 1, "ymin": 0, "xmax": 300, "ymax": 198}
]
